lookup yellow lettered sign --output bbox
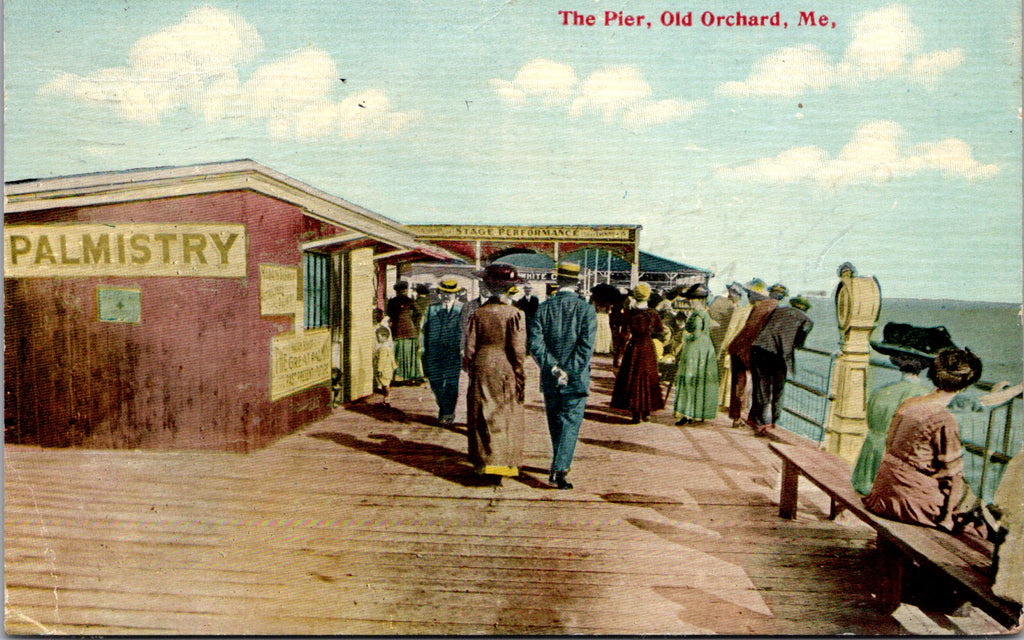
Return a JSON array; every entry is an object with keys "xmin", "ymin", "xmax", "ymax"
[
  {"xmin": 259, "ymin": 264, "xmax": 300, "ymax": 316},
  {"xmin": 4, "ymin": 223, "xmax": 247, "ymax": 277},
  {"xmin": 269, "ymin": 328, "xmax": 331, "ymax": 401},
  {"xmin": 408, "ymin": 224, "xmax": 635, "ymax": 242}
]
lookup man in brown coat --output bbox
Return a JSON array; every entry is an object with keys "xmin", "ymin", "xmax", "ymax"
[
  {"xmin": 463, "ymin": 265, "xmax": 527, "ymax": 482},
  {"xmin": 726, "ymin": 281, "xmax": 785, "ymax": 428}
]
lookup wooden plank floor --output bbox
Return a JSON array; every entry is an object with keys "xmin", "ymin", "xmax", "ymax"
[{"xmin": 4, "ymin": 356, "xmax": 1002, "ymax": 635}]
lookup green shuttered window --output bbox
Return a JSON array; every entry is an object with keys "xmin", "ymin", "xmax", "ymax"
[{"xmin": 303, "ymin": 252, "xmax": 331, "ymax": 329}]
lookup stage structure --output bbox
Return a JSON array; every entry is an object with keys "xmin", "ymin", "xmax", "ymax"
[
  {"xmin": 407, "ymin": 224, "xmax": 643, "ymax": 285},
  {"xmin": 572, "ymin": 250, "xmax": 711, "ymax": 291},
  {"xmin": 404, "ymin": 224, "xmax": 711, "ymax": 298}
]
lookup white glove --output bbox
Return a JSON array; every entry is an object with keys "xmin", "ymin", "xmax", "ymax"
[{"xmin": 552, "ymin": 365, "xmax": 570, "ymax": 387}]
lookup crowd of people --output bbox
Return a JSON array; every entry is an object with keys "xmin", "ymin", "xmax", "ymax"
[
  {"xmin": 373, "ymin": 265, "xmax": 818, "ymax": 488},
  {"xmin": 604, "ymin": 277, "xmax": 814, "ymax": 436},
  {"xmin": 373, "ymin": 263, "xmax": 1021, "ymax": 604}
]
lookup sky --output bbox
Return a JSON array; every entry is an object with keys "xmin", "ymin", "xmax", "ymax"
[{"xmin": 4, "ymin": 0, "xmax": 1022, "ymax": 302}]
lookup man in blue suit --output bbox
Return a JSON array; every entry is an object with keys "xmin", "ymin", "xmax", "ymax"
[
  {"xmin": 528, "ymin": 262, "xmax": 597, "ymax": 490},
  {"xmin": 421, "ymin": 277, "xmax": 465, "ymax": 425}
]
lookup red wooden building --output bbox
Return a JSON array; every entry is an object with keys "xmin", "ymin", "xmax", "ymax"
[{"xmin": 4, "ymin": 160, "xmax": 451, "ymax": 452}]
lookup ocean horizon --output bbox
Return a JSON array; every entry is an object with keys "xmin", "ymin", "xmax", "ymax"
[{"xmin": 802, "ymin": 296, "xmax": 1023, "ymax": 385}]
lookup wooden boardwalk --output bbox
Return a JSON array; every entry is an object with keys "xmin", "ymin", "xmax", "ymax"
[{"xmin": 4, "ymin": 356, "xmax": 1004, "ymax": 635}]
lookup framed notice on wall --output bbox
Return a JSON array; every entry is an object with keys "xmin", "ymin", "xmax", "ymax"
[
  {"xmin": 97, "ymin": 287, "xmax": 141, "ymax": 324},
  {"xmin": 269, "ymin": 328, "xmax": 331, "ymax": 401},
  {"xmin": 259, "ymin": 264, "xmax": 300, "ymax": 316}
]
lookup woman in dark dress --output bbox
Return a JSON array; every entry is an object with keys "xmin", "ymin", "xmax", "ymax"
[{"xmin": 610, "ymin": 283, "xmax": 666, "ymax": 423}]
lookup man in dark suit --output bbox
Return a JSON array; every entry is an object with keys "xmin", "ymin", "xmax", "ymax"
[
  {"xmin": 748, "ymin": 296, "xmax": 814, "ymax": 436},
  {"xmin": 421, "ymin": 278, "xmax": 465, "ymax": 425},
  {"xmin": 528, "ymin": 262, "xmax": 597, "ymax": 490},
  {"xmin": 515, "ymin": 283, "xmax": 540, "ymax": 325}
]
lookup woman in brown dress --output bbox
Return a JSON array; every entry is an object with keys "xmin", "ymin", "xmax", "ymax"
[
  {"xmin": 463, "ymin": 264, "xmax": 527, "ymax": 482},
  {"xmin": 863, "ymin": 347, "xmax": 982, "ymax": 531},
  {"xmin": 610, "ymin": 283, "xmax": 666, "ymax": 423}
]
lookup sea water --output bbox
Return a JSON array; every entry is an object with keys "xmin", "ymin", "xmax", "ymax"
[{"xmin": 803, "ymin": 296, "xmax": 1023, "ymax": 385}]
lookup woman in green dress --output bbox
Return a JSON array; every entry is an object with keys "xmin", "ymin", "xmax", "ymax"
[
  {"xmin": 850, "ymin": 323, "xmax": 947, "ymax": 494},
  {"xmin": 673, "ymin": 284, "xmax": 719, "ymax": 425}
]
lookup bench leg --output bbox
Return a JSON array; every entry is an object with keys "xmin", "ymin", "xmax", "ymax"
[
  {"xmin": 779, "ymin": 459, "xmax": 799, "ymax": 519},
  {"xmin": 829, "ymin": 499, "xmax": 845, "ymax": 520},
  {"xmin": 877, "ymin": 536, "xmax": 904, "ymax": 612}
]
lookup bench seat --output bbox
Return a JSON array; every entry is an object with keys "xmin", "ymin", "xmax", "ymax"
[{"xmin": 768, "ymin": 441, "xmax": 1022, "ymax": 630}]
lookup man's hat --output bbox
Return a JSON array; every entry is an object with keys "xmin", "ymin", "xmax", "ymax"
[
  {"xmin": 393, "ymin": 280, "xmax": 409, "ymax": 292},
  {"xmin": 682, "ymin": 283, "xmax": 710, "ymax": 299},
  {"xmin": 744, "ymin": 278, "xmax": 767, "ymax": 293},
  {"xmin": 790, "ymin": 296, "xmax": 812, "ymax": 311},
  {"xmin": 631, "ymin": 283, "xmax": 652, "ymax": 301},
  {"xmin": 437, "ymin": 277, "xmax": 461, "ymax": 294},
  {"xmin": 555, "ymin": 261, "xmax": 581, "ymax": 280},
  {"xmin": 769, "ymin": 283, "xmax": 789, "ymax": 298},
  {"xmin": 870, "ymin": 322, "xmax": 957, "ymax": 359}
]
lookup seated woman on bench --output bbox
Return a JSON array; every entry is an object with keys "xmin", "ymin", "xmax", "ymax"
[{"xmin": 863, "ymin": 347, "xmax": 983, "ymax": 533}]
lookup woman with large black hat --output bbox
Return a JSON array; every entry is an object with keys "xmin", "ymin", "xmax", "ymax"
[
  {"xmin": 463, "ymin": 264, "xmax": 527, "ymax": 481},
  {"xmin": 850, "ymin": 323, "xmax": 951, "ymax": 495}
]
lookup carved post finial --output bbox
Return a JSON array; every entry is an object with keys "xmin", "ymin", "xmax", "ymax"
[{"xmin": 823, "ymin": 264, "xmax": 881, "ymax": 464}]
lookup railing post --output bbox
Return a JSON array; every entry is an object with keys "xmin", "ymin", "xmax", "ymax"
[
  {"xmin": 823, "ymin": 265, "xmax": 881, "ymax": 466},
  {"xmin": 980, "ymin": 409, "xmax": 997, "ymax": 499}
]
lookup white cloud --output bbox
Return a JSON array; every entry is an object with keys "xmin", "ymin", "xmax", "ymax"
[
  {"xmin": 717, "ymin": 4, "xmax": 963, "ymax": 98},
  {"xmin": 489, "ymin": 58, "xmax": 578, "ymax": 108},
  {"xmin": 491, "ymin": 59, "xmax": 698, "ymax": 129},
  {"xmin": 716, "ymin": 121, "xmax": 998, "ymax": 189},
  {"xmin": 718, "ymin": 146, "xmax": 828, "ymax": 183},
  {"xmin": 40, "ymin": 7, "xmax": 261, "ymax": 124},
  {"xmin": 840, "ymin": 5, "xmax": 920, "ymax": 80},
  {"xmin": 623, "ymin": 99, "xmax": 699, "ymax": 130},
  {"xmin": 241, "ymin": 50, "xmax": 418, "ymax": 140},
  {"xmin": 129, "ymin": 7, "xmax": 262, "ymax": 76},
  {"xmin": 334, "ymin": 90, "xmax": 419, "ymax": 140},
  {"xmin": 909, "ymin": 49, "xmax": 966, "ymax": 81},
  {"xmin": 915, "ymin": 138, "xmax": 1000, "ymax": 180},
  {"xmin": 718, "ymin": 45, "xmax": 836, "ymax": 99},
  {"xmin": 38, "ymin": 7, "xmax": 416, "ymax": 140},
  {"xmin": 246, "ymin": 49, "xmax": 336, "ymax": 120},
  {"xmin": 569, "ymin": 66, "xmax": 653, "ymax": 121}
]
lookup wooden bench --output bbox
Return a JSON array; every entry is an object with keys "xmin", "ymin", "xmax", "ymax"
[{"xmin": 768, "ymin": 441, "xmax": 1022, "ymax": 630}]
